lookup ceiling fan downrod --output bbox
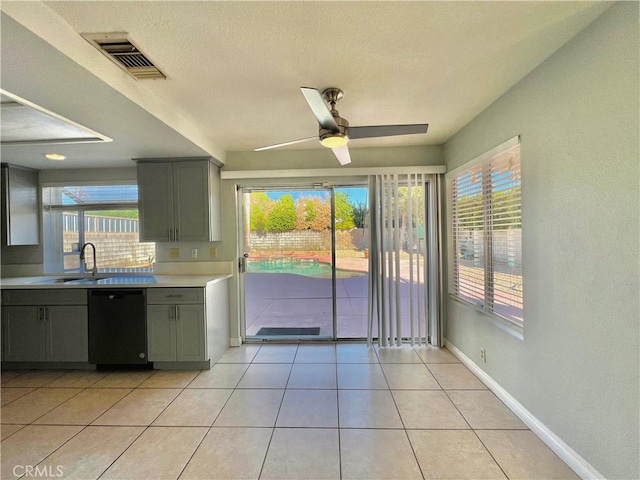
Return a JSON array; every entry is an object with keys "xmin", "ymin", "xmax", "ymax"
[{"xmin": 319, "ymin": 88, "xmax": 349, "ymax": 146}]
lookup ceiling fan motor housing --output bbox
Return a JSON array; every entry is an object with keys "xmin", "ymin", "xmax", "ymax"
[{"xmin": 320, "ymin": 114, "xmax": 349, "ymax": 143}]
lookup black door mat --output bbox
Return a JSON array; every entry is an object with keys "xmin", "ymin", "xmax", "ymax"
[{"xmin": 256, "ymin": 327, "xmax": 321, "ymax": 336}]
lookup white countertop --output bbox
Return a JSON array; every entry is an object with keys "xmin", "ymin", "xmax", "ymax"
[{"xmin": 0, "ymin": 273, "xmax": 232, "ymax": 289}]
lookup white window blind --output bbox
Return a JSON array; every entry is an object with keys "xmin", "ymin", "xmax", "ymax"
[{"xmin": 448, "ymin": 138, "xmax": 523, "ymax": 325}]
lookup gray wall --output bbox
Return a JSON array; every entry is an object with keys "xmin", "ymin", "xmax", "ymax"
[{"xmin": 442, "ymin": 4, "xmax": 639, "ymax": 479}]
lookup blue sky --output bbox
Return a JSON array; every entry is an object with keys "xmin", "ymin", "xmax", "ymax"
[{"xmin": 266, "ymin": 187, "xmax": 368, "ymax": 205}]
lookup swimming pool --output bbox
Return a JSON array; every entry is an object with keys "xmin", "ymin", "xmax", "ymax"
[{"xmin": 247, "ymin": 257, "xmax": 364, "ymax": 279}]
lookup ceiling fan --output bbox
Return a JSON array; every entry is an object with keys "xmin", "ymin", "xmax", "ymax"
[{"xmin": 254, "ymin": 87, "xmax": 429, "ymax": 165}]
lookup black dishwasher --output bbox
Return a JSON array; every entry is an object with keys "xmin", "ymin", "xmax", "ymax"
[{"xmin": 88, "ymin": 289, "xmax": 147, "ymax": 365}]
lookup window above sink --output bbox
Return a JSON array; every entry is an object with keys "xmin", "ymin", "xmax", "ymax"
[{"xmin": 42, "ymin": 183, "xmax": 155, "ymax": 274}]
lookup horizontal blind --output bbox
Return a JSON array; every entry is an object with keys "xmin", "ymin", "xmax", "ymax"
[
  {"xmin": 43, "ymin": 184, "xmax": 139, "ymax": 207},
  {"xmin": 449, "ymin": 141, "xmax": 522, "ymax": 325},
  {"xmin": 487, "ymin": 148, "xmax": 522, "ymax": 323},
  {"xmin": 451, "ymin": 163, "xmax": 485, "ymax": 308}
]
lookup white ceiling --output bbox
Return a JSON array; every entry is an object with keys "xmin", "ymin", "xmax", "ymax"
[{"xmin": 0, "ymin": 1, "xmax": 611, "ymax": 169}]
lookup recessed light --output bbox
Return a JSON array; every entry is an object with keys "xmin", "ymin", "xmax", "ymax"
[{"xmin": 44, "ymin": 153, "xmax": 66, "ymax": 161}]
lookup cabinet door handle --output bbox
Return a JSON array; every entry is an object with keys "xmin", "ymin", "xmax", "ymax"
[
  {"xmin": 166, "ymin": 294, "xmax": 183, "ymax": 298},
  {"xmin": 176, "ymin": 305, "xmax": 180, "ymax": 321},
  {"xmin": 38, "ymin": 307, "xmax": 44, "ymax": 322},
  {"xmin": 175, "ymin": 228, "xmax": 178, "ymax": 241},
  {"xmin": 169, "ymin": 305, "xmax": 175, "ymax": 321},
  {"xmin": 44, "ymin": 307, "xmax": 49, "ymax": 322},
  {"xmin": 168, "ymin": 227, "xmax": 172, "ymax": 242}
]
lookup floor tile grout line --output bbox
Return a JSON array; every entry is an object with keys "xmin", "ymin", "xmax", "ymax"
[
  {"xmin": 226, "ymin": 362, "xmax": 253, "ymax": 390},
  {"xmin": 1, "ymin": 370, "xmax": 28, "ymax": 384},
  {"xmin": 256, "ymin": 344, "xmax": 297, "ymax": 479},
  {"xmin": 175, "ymin": 425, "xmax": 212, "ymax": 480},
  {"xmin": 335, "ymin": 359, "xmax": 343, "ymax": 480},
  {"xmin": 41, "ymin": 384, "xmax": 160, "ymax": 427},
  {"xmin": 216, "ymin": 342, "xmax": 263, "ymax": 364},
  {"xmin": 438, "ymin": 379, "xmax": 512, "ymax": 479},
  {"xmin": 22, "ymin": 423, "xmax": 91, "ymax": 480},
  {"xmin": 1, "ymin": 370, "xmax": 69, "ymax": 389},
  {"xmin": 470, "ymin": 429, "xmax": 512, "ymax": 479},
  {"xmin": 16, "ymin": 385, "xmax": 88, "ymax": 426},
  {"xmin": 95, "ymin": 425, "xmax": 150, "ymax": 480},
  {"xmin": 83, "ymin": 386, "xmax": 144, "ymax": 426},
  {"xmin": 0, "ymin": 423, "xmax": 27, "ymax": 442},
  {"xmin": 208, "ymin": 383, "xmax": 238, "ymax": 428},
  {"xmin": 0, "ymin": 387, "xmax": 39, "ymax": 408},
  {"xmin": 140, "ymin": 385, "xmax": 192, "ymax": 428},
  {"xmin": 378, "ymin": 355, "xmax": 427, "ymax": 480}
]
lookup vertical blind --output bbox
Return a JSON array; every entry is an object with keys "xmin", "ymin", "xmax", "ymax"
[
  {"xmin": 449, "ymin": 139, "xmax": 523, "ymax": 325},
  {"xmin": 368, "ymin": 173, "xmax": 436, "ymax": 346}
]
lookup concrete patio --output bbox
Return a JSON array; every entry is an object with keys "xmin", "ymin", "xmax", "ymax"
[{"xmin": 244, "ymin": 270, "xmax": 428, "ymax": 339}]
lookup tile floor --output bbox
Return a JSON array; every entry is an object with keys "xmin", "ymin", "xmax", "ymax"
[{"xmin": 1, "ymin": 344, "xmax": 580, "ymax": 480}]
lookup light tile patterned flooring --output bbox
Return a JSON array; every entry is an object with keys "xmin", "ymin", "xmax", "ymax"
[{"xmin": 1, "ymin": 344, "xmax": 579, "ymax": 480}]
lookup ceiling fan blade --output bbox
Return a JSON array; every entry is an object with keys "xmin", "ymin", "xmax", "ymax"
[
  {"xmin": 331, "ymin": 145, "xmax": 351, "ymax": 165},
  {"xmin": 349, "ymin": 124, "xmax": 429, "ymax": 139},
  {"xmin": 301, "ymin": 87, "xmax": 339, "ymax": 131},
  {"xmin": 254, "ymin": 136, "xmax": 317, "ymax": 152}
]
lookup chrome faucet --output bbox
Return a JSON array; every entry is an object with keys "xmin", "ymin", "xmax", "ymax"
[{"xmin": 80, "ymin": 242, "xmax": 98, "ymax": 277}]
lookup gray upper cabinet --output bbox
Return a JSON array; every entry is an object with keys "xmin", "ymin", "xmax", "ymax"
[
  {"xmin": 137, "ymin": 162, "xmax": 174, "ymax": 242},
  {"xmin": 137, "ymin": 158, "xmax": 221, "ymax": 242},
  {"xmin": 1, "ymin": 163, "xmax": 40, "ymax": 246}
]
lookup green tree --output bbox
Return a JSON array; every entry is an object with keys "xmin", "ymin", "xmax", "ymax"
[
  {"xmin": 456, "ymin": 193, "xmax": 483, "ymax": 230},
  {"xmin": 265, "ymin": 194, "xmax": 297, "ymax": 232},
  {"xmin": 351, "ymin": 200, "xmax": 368, "ymax": 228},
  {"xmin": 249, "ymin": 192, "xmax": 273, "ymax": 232},
  {"xmin": 295, "ymin": 196, "xmax": 330, "ymax": 231},
  {"xmin": 334, "ymin": 192, "xmax": 355, "ymax": 230},
  {"xmin": 492, "ymin": 186, "xmax": 521, "ymax": 229}
]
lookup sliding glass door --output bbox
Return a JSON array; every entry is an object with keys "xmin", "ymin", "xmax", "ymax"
[
  {"xmin": 334, "ymin": 187, "xmax": 370, "ymax": 338},
  {"xmin": 239, "ymin": 185, "xmax": 370, "ymax": 340}
]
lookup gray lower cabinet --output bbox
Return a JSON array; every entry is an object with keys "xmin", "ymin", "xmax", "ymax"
[
  {"xmin": 2, "ymin": 290, "xmax": 88, "ymax": 362},
  {"xmin": 147, "ymin": 288, "xmax": 205, "ymax": 362},
  {"xmin": 2, "ymin": 306, "xmax": 45, "ymax": 362}
]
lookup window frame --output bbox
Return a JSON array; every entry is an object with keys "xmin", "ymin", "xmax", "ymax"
[
  {"xmin": 42, "ymin": 182, "xmax": 154, "ymax": 273},
  {"xmin": 446, "ymin": 136, "xmax": 523, "ymax": 338}
]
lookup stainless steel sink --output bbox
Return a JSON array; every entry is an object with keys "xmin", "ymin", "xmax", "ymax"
[
  {"xmin": 64, "ymin": 278, "xmax": 105, "ymax": 284},
  {"xmin": 32, "ymin": 275, "xmax": 154, "ymax": 285},
  {"xmin": 33, "ymin": 276, "xmax": 106, "ymax": 284},
  {"xmin": 33, "ymin": 277, "xmax": 82, "ymax": 284},
  {"xmin": 94, "ymin": 275, "xmax": 155, "ymax": 285}
]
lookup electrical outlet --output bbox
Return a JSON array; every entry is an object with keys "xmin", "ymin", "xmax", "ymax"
[
  {"xmin": 191, "ymin": 248, "xmax": 198, "ymax": 259},
  {"xmin": 170, "ymin": 248, "xmax": 180, "ymax": 259},
  {"xmin": 480, "ymin": 348, "xmax": 486, "ymax": 363},
  {"xmin": 210, "ymin": 247, "xmax": 218, "ymax": 258}
]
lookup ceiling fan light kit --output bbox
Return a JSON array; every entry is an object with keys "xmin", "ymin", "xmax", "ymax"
[
  {"xmin": 320, "ymin": 134, "xmax": 349, "ymax": 148},
  {"xmin": 255, "ymin": 86, "xmax": 428, "ymax": 166}
]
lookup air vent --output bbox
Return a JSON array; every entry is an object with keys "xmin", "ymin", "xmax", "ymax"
[{"xmin": 82, "ymin": 33, "xmax": 166, "ymax": 80}]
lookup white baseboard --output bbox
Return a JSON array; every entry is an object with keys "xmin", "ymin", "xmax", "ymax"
[
  {"xmin": 229, "ymin": 337, "xmax": 243, "ymax": 347},
  {"xmin": 444, "ymin": 339, "xmax": 604, "ymax": 480}
]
